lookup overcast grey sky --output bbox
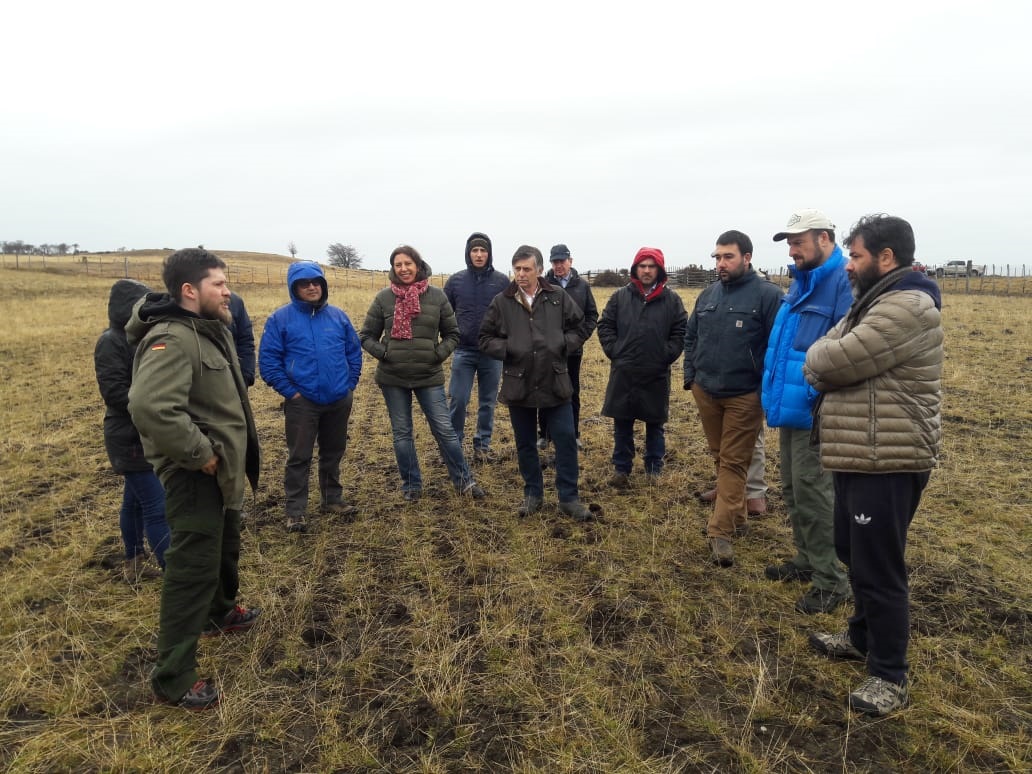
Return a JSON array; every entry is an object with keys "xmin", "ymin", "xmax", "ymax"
[{"xmin": 4, "ymin": 0, "xmax": 1030, "ymax": 274}]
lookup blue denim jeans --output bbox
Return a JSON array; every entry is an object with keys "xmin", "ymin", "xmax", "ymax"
[
  {"xmin": 120, "ymin": 470, "xmax": 171, "ymax": 569},
  {"xmin": 448, "ymin": 348, "xmax": 503, "ymax": 452},
  {"xmin": 509, "ymin": 403, "xmax": 579, "ymax": 502},
  {"xmin": 612, "ymin": 419, "xmax": 666, "ymax": 476},
  {"xmin": 381, "ymin": 384, "xmax": 474, "ymax": 494}
]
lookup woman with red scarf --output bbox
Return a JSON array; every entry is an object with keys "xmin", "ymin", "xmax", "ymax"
[{"xmin": 360, "ymin": 245, "xmax": 485, "ymax": 501}]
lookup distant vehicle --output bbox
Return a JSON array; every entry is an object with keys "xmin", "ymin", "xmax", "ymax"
[
  {"xmin": 936, "ymin": 260, "xmax": 986, "ymax": 278},
  {"xmin": 912, "ymin": 261, "xmax": 929, "ymax": 274}
]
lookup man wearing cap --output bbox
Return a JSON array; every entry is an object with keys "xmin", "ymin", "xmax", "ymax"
[
  {"xmin": 597, "ymin": 247, "xmax": 686, "ymax": 487},
  {"xmin": 537, "ymin": 244, "xmax": 598, "ymax": 449},
  {"xmin": 445, "ymin": 232, "xmax": 510, "ymax": 463},
  {"xmin": 804, "ymin": 214, "xmax": 942, "ymax": 716},
  {"xmin": 762, "ymin": 209, "xmax": 853, "ymax": 613},
  {"xmin": 684, "ymin": 230, "xmax": 782, "ymax": 567}
]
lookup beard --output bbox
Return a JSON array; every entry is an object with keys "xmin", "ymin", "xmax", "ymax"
[
  {"xmin": 850, "ymin": 264, "xmax": 882, "ymax": 296},
  {"xmin": 201, "ymin": 298, "xmax": 232, "ymax": 324}
]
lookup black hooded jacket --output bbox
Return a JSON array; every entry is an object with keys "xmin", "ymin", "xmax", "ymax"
[{"xmin": 444, "ymin": 232, "xmax": 510, "ymax": 351}]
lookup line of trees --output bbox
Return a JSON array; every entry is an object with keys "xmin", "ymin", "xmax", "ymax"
[{"xmin": 2, "ymin": 240, "xmax": 80, "ymax": 256}]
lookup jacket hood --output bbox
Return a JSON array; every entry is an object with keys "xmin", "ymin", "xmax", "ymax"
[
  {"xmin": 287, "ymin": 261, "xmax": 328, "ymax": 305},
  {"xmin": 464, "ymin": 232, "xmax": 494, "ymax": 272},
  {"xmin": 125, "ymin": 292, "xmax": 190, "ymax": 345},
  {"xmin": 893, "ymin": 267, "xmax": 942, "ymax": 310},
  {"xmin": 107, "ymin": 279, "xmax": 152, "ymax": 329},
  {"xmin": 631, "ymin": 247, "xmax": 668, "ymax": 284}
]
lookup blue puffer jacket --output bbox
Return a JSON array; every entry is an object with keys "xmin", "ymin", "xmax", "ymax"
[
  {"xmin": 444, "ymin": 232, "xmax": 510, "ymax": 351},
  {"xmin": 259, "ymin": 261, "xmax": 362, "ymax": 404},
  {"xmin": 762, "ymin": 246, "xmax": 852, "ymax": 428}
]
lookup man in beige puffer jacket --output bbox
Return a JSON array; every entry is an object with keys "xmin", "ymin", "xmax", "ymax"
[{"xmin": 802, "ymin": 214, "xmax": 943, "ymax": 717}]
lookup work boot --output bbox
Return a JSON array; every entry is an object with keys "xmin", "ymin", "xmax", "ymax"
[
  {"xmin": 321, "ymin": 501, "xmax": 358, "ymax": 520},
  {"xmin": 709, "ymin": 538, "xmax": 734, "ymax": 567},
  {"xmin": 808, "ymin": 630, "xmax": 866, "ymax": 661},
  {"xmin": 764, "ymin": 562, "xmax": 812, "ymax": 582},
  {"xmin": 849, "ymin": 676, "xmax": 909, "ymax": 716},
  {"xmin": 696, "ymin": 488, "xmax": 717, "ymax": 503},
  {"xmin": 559, "ymin": 499, "xmax": 592, "ymax": 522},
  {"xmin": 608, "ymin": 471, "xmax": 630, "ymax": 490},
  {"xmin": 517, "ymin": 495, "xmax": 543, "ymax": 517},
  {"xmin": 747, "ymin": 497, "xmax": 767, "ymax": 516},
  {"xmin": 795, "ymin": 587, "xmax": 850, "ymax": 615}
]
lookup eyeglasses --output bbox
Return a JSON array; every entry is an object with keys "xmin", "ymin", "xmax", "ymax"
[{"xmin": 295, "ymin": 279, "xmax": 320, "ymax": 288}]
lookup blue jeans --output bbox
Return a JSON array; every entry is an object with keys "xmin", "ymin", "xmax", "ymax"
[
  {"xmin": 612, "ymin": 419, "xmax": 666, "ymax": 475},
  {"xmin": 448, "ymin": 348, "xmax": 503, "ymax": 452},
  {"xmin": 120, "ymin": 470, "xmax": 171, "ymax": 569},
  {"xmin": 509, "ymin": 403, "xmax": 579, "ymax": 502},
  {"xmin": 381, "ymin": 384, "xmax": 474, "ymax": 494}
]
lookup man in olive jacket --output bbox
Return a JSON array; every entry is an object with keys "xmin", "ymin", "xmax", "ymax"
[
  {"xmin": 804, "ymin": 214, "xmax": 942, "ymax": 717},
  {"xmin": 598, "ymin": 247, "xmax": 686, "ymax": 486},
  {"xmin": 479, "ymin": 245, "xmax": 591, "ymax": 521},
  {"xmin": 128, "ymin": 248, "xmax": 261, "ymax": 711}
]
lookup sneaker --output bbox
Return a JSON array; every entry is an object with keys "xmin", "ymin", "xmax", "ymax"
[
  {"xmin": 472, "ymin": 448, "xmax": 494, "ymax": 464},
  {"xmin": 157, "ymin": 678, "xmax": 220, "ymax": 711},
  {"xmin": 848, "ymin": 676, "xmax": 909, "ymax": 716},
  {"xmin": 286, "ymin": 514, "xmax": 307, "ymax": 533},
  {"xmin": 709, "ymin": 538, "xmax": 734, "ymax": 567},
  {"xmin": 795, "ymin": 587, "xmax": 850, "ymax": 615},
  {"xmin": 575, "ymin": 439, "xmax": 584, "ymax": 451},
  {"xmin": 202, "ymin": 605, "xmax": 261, "ymax": 637},
  {"xmin": 517, "ymin": 495, "xmax": 543, "ymax": 517},
  {"xmin": 747, "ymin": 497, "xmax": 767, "ymax": 517},
  {"xmin": 559, "ymin": 500, "xmax": 592, "ymax": 522},
  {"xmin": 608, "ymin": 471, "xmax": 630, "ymax": 489},
  {"xmin": 462, "ymin": 482, "xmax": 487, "ymax": 499},
  {"xmin": 403, "ymin": 489, "xmax": 423, "ymax": 502},
  {"xmin": 696, "ymin": 487, "xmax": 717, "ymax": 503},
  {"xmin": 321, "ymin": 502, "xmax": 358, "ymax": 519},
  {"xmin": 764, "ymin": 562, "xmax": 813, "ymax": 583},
  {"xmin": 808, "ymin": 630, "xmax": 866, "ymax": 661},
  {"xmin": 536, "ymin": 436, "xmax": 548, "ymax": 451}
]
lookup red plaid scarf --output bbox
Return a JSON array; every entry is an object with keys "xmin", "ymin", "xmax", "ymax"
[{"xmin": 389, "ymin": 279, "xmax": 428, "ymax": 339}]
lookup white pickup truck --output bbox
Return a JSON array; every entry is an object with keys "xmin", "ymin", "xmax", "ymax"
[{"xmin": 936, "ymin": 260, "xmax": 987, "ymax": 278}]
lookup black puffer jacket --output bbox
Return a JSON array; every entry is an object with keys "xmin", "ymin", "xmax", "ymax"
[
  {"xmin": 544, "ymin": 267, "xmax": 599, "ymax": 355},
  {"xmin": 94, "ymin": 279, "xmax": 153, "ymax": 473}
]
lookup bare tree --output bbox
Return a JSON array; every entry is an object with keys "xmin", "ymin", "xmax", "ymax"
[
  {"xmin": 288, "ymin": 241, "xmax": 298, "ymax": 260},
  {"xmin": 326, "ymin": 242, "xmax": 362, "ymax": 269}
]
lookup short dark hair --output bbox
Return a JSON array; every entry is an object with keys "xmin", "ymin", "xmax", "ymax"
[
  {"xmin": 844, "ymin": 214, "xmax": 915, "ymax": 267},
  {"xmin": 163, "ymin": 248, "xmax": 226, "ymax": 301},
  {"xmin": 512, "ymin": 245, "xmax": 544, "ymax": 272},
  {"xmin": 716, "ymin": 230, "xmax": 753, "ymax": 257}
]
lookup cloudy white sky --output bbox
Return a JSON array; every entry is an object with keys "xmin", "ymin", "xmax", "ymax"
[{"xmin": 4, "ymin": 0, "xmax": 1030, "ymax": 274}]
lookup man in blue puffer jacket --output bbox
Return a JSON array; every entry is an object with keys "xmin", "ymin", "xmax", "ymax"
[
  {"xmin": 260, "ymin": 261, "xmax": 363, "ymax": 532},
  {"xmin": 762, "ymin": 209, "xmax": 853, "ymax": 614}
]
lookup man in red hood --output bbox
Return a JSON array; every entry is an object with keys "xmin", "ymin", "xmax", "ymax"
[{"xmin": 597, "ymin": 248, "xmax": 687, "ymax": 488}]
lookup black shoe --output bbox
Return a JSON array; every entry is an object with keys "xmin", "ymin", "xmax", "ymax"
[
  {"xmin": 157, "ymin": 678, "xmax": 220, "ymax": 711},
  {"xmin": 559, "ymin": 500, "xmax": 592, "ymax": 522},
  {"xmin": 517, "ymin": 496, "xmax": 543, "ymax": 517},
  {"xmin": 321, "ymin": 502, "xmax": 358, "ymax": 520},
  {"xmin": 286, "ymin": 514, "xmax": 307, "ymax": 533},
  {"xmin": 403, "ymin": 489, "xmax": 423, "ymax": 502},
  {"xmin": 203, "ymin": 605, "xmax": 261, "ymax": 637},
  {"xmin": 764, "ymin": 562, "xmax": 813, "ymax": 582},
  {"xmin": 795, "ymin": 587, "xmax": 850, "ymax": 615}
]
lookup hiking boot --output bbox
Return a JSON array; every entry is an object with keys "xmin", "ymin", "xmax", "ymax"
[
  {"xmin": 608, "ymin": 471, "xmax": 630, "ymax": 490},
  {"xmin": 747, "ymin": 497, "xmax": 767, "ymax": 517},
  {"xmin": 472, "ymin": 448, "xmax": 494, "ymax": 464},
  {"xmin": 699, "ymin": 524, "xmax": 750, "ymax": 538},
  {"xmin": 203, "ymin": 605, "xmax": 261, "ymax": 637},
  {"xmin": 517, "ymin": 496, "xmax": 543, "ymax": 517},
  {"xmin": 156, "ymin": 678, "xmax": 220, "ymax": 711},
  {"xmin": 764, "ymin": 562, "xmax": 813, "ymax": 582},
  {"xmin": 403, "ymin": 489, "xmax": 423, "ymax": 502},
  {"xmin": 795, "ymin": 587, "xmax": 850, "ymax": 615},
  {"xmin": 808, "ymin": 630, "xmax": 866, "ymax": 661},
  {"xmin": 321, "ymin": 502, "xmax": 358, "ymax": 520},
  {"xmin": 848, "ymin": 676, "xmax": 909, "ymax": 716},
  {"xmin": 123, "ymin": 554, "xmax": 161, "ymax": 585},
  {"xmin": 709, "ymin": 538, "xmax": 734, "ymax": 567},
  {"xmin": 696, "ymin": 487, "xmax": 717, "ymax": 503},
  {"xmin": 462, "ymin": 482, "xmax": 487, "ymax": 499},
  {"xmin": 286, "ymin": 514, "xmax": 307, "ymax": 533},
  {"xmin": 559, "ymin": 500, "xmax": 592, "ymax": 522},
  {"xmin": 644, "ymin": 469, "xmax": 661, "ymax": 484}
]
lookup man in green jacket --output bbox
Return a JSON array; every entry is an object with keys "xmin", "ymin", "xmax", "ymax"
[{"xmin": 128, "ymin": 248, "xmax": 261, "ymax": 711}]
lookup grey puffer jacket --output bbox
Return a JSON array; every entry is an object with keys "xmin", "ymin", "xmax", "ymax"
[
  {"xmin": 359, "ymin": 264, "xmax": 459, "ymax": 389},
  {"xmin": 804, "ymin": 267, "xmax": 943, "ymax": 473}
]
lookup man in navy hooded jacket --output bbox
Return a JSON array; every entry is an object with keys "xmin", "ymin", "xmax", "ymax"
[
  {"xmin": 762, "ymin": 209, "xmax": 853, "ymax": 615},
  {"xmin": 445, "ymin": 232, "xmax": 510, "ymax": 462},
  {"xmin": 260, "ymin": 261, "xmax": 363, "ymax": 532}
]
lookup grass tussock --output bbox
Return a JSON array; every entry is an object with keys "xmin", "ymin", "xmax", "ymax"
[{"xmin": 0, "ymin": 265, "xmax": 1029, "ymax": 772}]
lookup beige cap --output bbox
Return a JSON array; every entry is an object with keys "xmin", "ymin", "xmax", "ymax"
[{"xmin": 773, "ymin": 209, "xmax": 836, "ymax": 241}]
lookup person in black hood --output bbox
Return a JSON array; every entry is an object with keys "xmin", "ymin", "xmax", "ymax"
[
  {"xmin": 94, "ymin": 279, "xmax": 171, "ymax": 584},
  {"xmin": 444, "ymin": 232, "xmax": 510, "ymax": 462}
]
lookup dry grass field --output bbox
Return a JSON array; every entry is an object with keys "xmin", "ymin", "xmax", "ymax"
[{"xmin": 0, "ymin": 257, "xmax": 1029, "ymax": 772}]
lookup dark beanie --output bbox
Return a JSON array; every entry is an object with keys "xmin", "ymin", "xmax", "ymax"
[{"xmin": 469, "ymin": 237, "xmax": 489, "ymax": 250}]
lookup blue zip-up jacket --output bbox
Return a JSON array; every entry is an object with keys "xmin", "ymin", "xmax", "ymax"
[
  {"xmin": 444, "ymin": 232, "xmax": 510, "ymax": 351},
  {"xmin": 259, "ymin": 261, "xmax": 362, "ymax": 404},
  {"xmin": 762, "ymin": 245, "xmax": 852, "ymax": 429}
]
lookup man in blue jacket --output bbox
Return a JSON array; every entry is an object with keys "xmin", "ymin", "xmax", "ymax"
[
  {"xmin": 260, "ymin": 261, "xmax": 363, "ymax": 533},
  {"xmin": 445, "ymin": 232, "xmax": 510, "ymax": 463},
  {"xmin": 762, "ymin": 209, "xmax": 853, "ymax": 614}
]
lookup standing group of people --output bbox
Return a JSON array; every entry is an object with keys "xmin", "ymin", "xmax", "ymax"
[{"xmin": 95, "ymin": 211, "xmax": 942, "ymax": 717}]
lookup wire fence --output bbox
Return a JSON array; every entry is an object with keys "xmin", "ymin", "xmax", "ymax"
[{"xmin": 3, "ymin": 253, "xmax": 1031, "ymax": 295}]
